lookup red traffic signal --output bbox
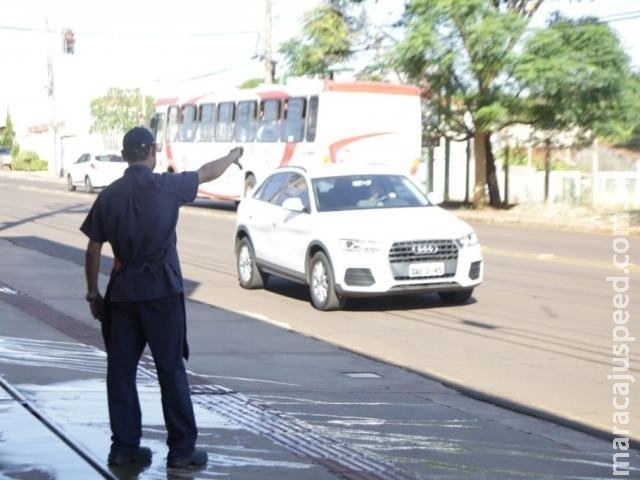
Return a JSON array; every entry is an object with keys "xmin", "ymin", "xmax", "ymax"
[{"xmin": 62, "ymin": 29, "xmax": 75, "ymax": 54}]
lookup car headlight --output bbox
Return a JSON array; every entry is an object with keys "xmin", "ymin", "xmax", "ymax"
[
  {"xmin": 456, "ymin": 232, "xmax": 479, "ymax": 248},
  {"xmin": 339, "ymin": 239, "xmax": 382, "ymax": 253}
]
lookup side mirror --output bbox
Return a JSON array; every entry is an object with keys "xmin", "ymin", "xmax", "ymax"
[
  {"xmin": 427, "ymin": 192, "xmax": 443, "ymax": 205},
  {"xmin": 282, "ymin": 197, "xmax": 306, "ymax": 212}
]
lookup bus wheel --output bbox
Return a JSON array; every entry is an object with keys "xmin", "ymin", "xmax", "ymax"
[{"xmin": 244, "ymin": 174, "xmax": 256, "ymax": 197}]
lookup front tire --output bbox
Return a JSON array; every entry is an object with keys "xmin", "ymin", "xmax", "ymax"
[
  {"xmin": 237, "ymin": 237, "xmax": 267, "ymax": 289},
  {"xmin": 84, "ymin": 176, "xmax": 95, "ymax": 193},
  {"xmin": 308, "ymin": 251, "xmax": 344, "ymax": 311},
  {"xmin": 438, "ymin": 288, "xmax": 474, "ymax": 304},
  {"xmin": 67, "ymin": 175, "xmax": 76, "ymax": 191}
]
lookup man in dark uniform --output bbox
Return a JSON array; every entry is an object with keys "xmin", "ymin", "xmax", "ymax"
[{"xmin": 80, "ymin": 127, "xmax": 243, "ymax": 469}]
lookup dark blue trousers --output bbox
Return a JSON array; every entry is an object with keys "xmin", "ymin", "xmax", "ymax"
[{"xmin": 106, "ymin": 294, "xmax": 197, "ymax": 457}]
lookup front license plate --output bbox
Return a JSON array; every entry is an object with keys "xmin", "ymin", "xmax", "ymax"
[{"xmin": 408, "ymin": 262, "xmax": 444, "ymax": 277}]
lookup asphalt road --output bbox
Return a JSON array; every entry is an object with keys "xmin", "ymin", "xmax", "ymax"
[{"xmin": 0, "ymin": 174, "xmax": 637, "ymax": 443}]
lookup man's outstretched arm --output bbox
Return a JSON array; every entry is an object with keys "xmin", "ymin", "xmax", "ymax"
[{"xmin": 197, "ymin": 147, "xmax": 244, "ymax": 184}]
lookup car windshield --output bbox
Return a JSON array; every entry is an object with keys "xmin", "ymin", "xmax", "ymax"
[
  {"xmin": 95, "ymin": 154, "xmax": 125, "ymax": 162},
  {"xmin": 312, "ymin": 174, "xmax": 431, "ymax": 212}
]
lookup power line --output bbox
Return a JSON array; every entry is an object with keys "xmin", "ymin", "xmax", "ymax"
[
  {"xmin": 596, "ymin": 9, "xmax": 640, "ymax": 23},
  {"xmin": 0, "ymin": 24, "xmax": 261, "ymax": 38}
]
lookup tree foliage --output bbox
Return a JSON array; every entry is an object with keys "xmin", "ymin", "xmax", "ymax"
[
  {"xmin": 0, "ymin": 112, "xmax": 15, "ymax": 148},
  {"xmin": 89, "ymin": 88, "xmax": 155, "ymax": 134},
  {"xmin": 14, "ymin": 150, "xmax": 46, "ymax": 172},
  {"xmin": 516, "ymin": 14, "xmax": 636, "ymax": 142},
  {"xmin": 393, "ymin": 0, "xmax": 544, "ymax": 207},
  {"xmin": 278, "ymin": 0, "xmax": 401, "ymax": 81},
  {"xmin": 277, "ymin": 0, "xmax": 637, "ymax": 207},
  {"xmin": 620, "ymin": 73, "xmax": 640, "ymax": 147},
  {"xmin": 279, "ymin": 5, "xmax": 353, "ymax": 78}
]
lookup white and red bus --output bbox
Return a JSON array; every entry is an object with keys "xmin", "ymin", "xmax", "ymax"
[{"xmin": 150, "ymin": 78, "xmax": 423, "ymax": 203}]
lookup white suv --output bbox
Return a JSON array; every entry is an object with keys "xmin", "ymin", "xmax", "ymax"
[{"xmin": 234, "ymin": 164, "xmax": 483, "ymax": 311}]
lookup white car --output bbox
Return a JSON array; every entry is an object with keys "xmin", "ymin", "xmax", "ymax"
[
  {"xmin": 66, "ymin": 152, "xmax": 127, "ymax": 193},
  {"xmin": 234, "ymin": 164, "xmax": 483, "ymax": 311}
]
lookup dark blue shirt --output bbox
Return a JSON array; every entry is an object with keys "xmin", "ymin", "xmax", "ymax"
[{"xmin": 80, "ymin": 164, "xmax": 199, "ymax": 302}]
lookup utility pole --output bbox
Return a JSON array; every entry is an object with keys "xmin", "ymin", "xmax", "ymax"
[
  {"xmin": 264, "ymin": 0, "xmax": 275, "ymax": 83},
  {"xmin": 46, "ymin": 16, "xmax": 59, "ymax": 177}
]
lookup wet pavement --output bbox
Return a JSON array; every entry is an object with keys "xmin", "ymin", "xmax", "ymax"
[{"xmin": 0, "ymin": 236, "xmax": 638, "ymax": 479}]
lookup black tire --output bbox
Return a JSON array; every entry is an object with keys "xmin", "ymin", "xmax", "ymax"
[
  {"xmin": 236, "ymin": 237, "xmax": 267, "ymax": 289},
  {"xmin": 84, "ymin": 176, "xmax": 95, "ymax": 193},
  {"xmin": 308, "ymin": 251, "xmax": 344, "ymax": 311},
  {"xmin": 67, "ymin": 175, "xmax": 76, "ymax": 191},
  {"xmin": 438, "ymin": 288, "xmax": 474, "ymax": 304},
  {"xmin": 244, "ymin": 173, "xmax": 256, "ymax": 197}
]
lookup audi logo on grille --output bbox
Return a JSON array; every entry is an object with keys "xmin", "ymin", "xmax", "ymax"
[{"xmin": 412, "ymin": 243, "xmax": 438, "ymax": 255}]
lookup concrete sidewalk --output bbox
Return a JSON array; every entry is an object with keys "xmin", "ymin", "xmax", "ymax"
[{"xmin": 0, "ymin": 237, "xmax": 637, "ymax": 479}]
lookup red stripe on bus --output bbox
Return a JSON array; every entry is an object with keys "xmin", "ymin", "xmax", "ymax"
[
  {"xmin": 329, "ymin": 133, "xmax": 390, "ymax": 162},
  {"xmin": 279, "ymin": 143, "xmax": 297, "ymax": 166},
  {"xmin": 155, "ymin": 97, "xmax": 178, "ymax": 106},
  {"xmin": 165, "ymin": 142, "xmax": 174, "ymax": 169},
  {"xmin": 324, "ymin": 80, "xmax": 421, "ymax": 96},
  {"xmin": 182, "ymin": 94, "xmax": 208, "ymax": 105},
  {"xmin": 257, "ymin": 91, "xmax": 291, "ymax": 100}
]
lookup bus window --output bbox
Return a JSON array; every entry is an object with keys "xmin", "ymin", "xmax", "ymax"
[
  {"xmin": 281, "ymin": 97, "xmax": 305, "ymax": 143},
  {"xmin": 215, "ymin": 102, "xmax": 235, "ymax": 142},
  {"xmin": 166, "ymin": 105, "xmax": 181, "ymax": 142},
  {"xmin": 306, "ymin": 96, "xmax": 318, "ymax": 142},
  {"xmin": 234, "ymin": 100, "xmax": 258, "ymax": 142},
  {"xmin": 179, "ymin": 104, "xmax": 197, "ymax": 142},
  {"xmin": 257, "ymin": 99, "xmax": 281, "ymax": 143},
  {"xmin": 197, "ymin": 103, "xmax": 215, "ymax": 142}
]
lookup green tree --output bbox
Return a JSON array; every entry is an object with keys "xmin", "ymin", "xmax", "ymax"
[
  {"xmin": 279, "ymin": 5, "xmax": 353, "ymax": 78},
  {"xmin": 89, "ymin": 88, "xmax": 155, "ymax": 134},
  {"xmin": 393, "ymin": 0, "xmax": 542, "ymax": 208},
  {"xmin": 620, "ymin": 73, "xmax": 640, "ymax": 148},
  {"xmin": 279, "ymin": 0, "xmax": 400, "ymax": 81},
  {"xmin": 239, "ymin": 78, "xmax": 265, "ymax": 89},
  {"xmin": 15, "ymin": 150, "xmax": 45, "ymax": 172},
  {"xmin": 514, "ymin": 14, "xmax": 634, "ymax": 201},
  {"xmin": 517, "ymin": 15, "xmax": 633, "ymax": 139},
  {"xmin": 0, "ymin": 112, "xmax": 15, "ymax": 149}
]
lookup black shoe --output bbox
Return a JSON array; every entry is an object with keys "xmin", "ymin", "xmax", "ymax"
[
  {"xmin": 167, "ymin": 448, "xmax": 208, "ymax": 469},
  {"xmin": 108, "ymin": 446, "xmax": 152, "ymax": 466}
]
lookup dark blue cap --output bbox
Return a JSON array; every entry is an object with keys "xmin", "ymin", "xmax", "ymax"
[{"xmin": 122, "ymin": 127, "xmax": 155, "ymax": 154}]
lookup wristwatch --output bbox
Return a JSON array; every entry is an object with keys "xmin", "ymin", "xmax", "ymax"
[{"xmin": 85, "ymin": 292, "xmax": 99, "ymax": 302}]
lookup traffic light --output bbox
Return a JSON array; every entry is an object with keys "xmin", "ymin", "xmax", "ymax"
[{"xmin": 62, "ymin": 29, "xmax": 75, "ymax": 54}]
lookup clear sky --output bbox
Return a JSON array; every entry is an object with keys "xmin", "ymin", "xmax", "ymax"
[{"xmin": 1, "ymin": 0, "xmax": 638, "ymax": 133}]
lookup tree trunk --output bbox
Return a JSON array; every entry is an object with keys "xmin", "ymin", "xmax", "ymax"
[
  {"xmin": 544, "ymin": 139, "xmax": 551, "ymax": 203},
  {"xmin": 473, "ymin": 130, "xmax": 488, "ymax": 208},
  {"xmin": 484, "ymin": 133, "xmax": 502, "ymax": 208}
]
